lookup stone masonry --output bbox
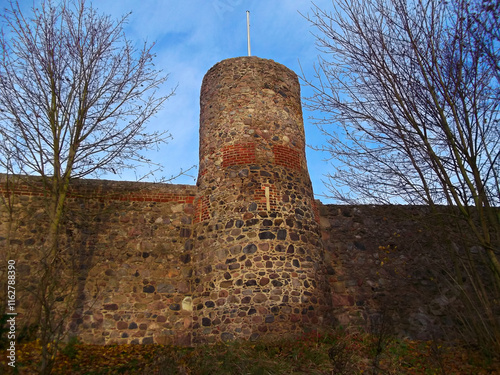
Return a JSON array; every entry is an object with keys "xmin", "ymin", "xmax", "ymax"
[
  {"xmin": 0, "ymin": 56, "xmax": 484, "ymax": 345},
  {"xmin": 191, "ymin": 57, "xmax": 330, "ymax": 343}
]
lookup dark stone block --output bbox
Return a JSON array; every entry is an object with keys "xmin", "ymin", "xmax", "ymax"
[
  {"xmin": 143, "ymin": 285, "xmax": 155, "ymax": 293},
  {"xmin": 184, "ymin": 239, "xmax": 194, "ymax": 251},
  {"xmin": 271, "ymin": 280, "xmax": 283, "ymax": 287},
  {"xmin": 129, "ymin": 322, "xmax": 138, "ymax": 329},
  {"xmin": 202, "ymin": 318, "xmax": 211, "ymax": 326},
  {"xmin": 354, "ymin": 241, "xmax": 366, "ymax": 251},
  {"xmin": 243, "ymin": 244, "xmax": 257, "ymax": 254},
  {"xmin": 170, "ymin": 304, "xmax": 181, "ymax": 311},
  {"xmin": 277, "ymin": 229, "xmax": 287, "ymax": 240},
  {"xmin": 24, "ymin": 238, "xmax": 35, "ymax": 246},
  {"xmin": 246, "ymin": 219, "xmax": 259, "ymax": 226},
  {"xmin": 342, "ymin": 209, "xmax": 352, "ymax": 217},
  {"xmin": 221, "ymin": 332, "xmax": 234, "ymax": 342},
  {"xmin": 265, "ymin": 315, "xmax": 275, "ymax": 323},
  {"xmin": 259, "ymin": 231, "xmax": 276, "ymax": 240},
  {"xmin": 250, "ymin": 333, "xmax": 260, "ymax": 341},
  {"xmin": 142, "ymin": 337, "xmax": 154, "ymax": 344}
]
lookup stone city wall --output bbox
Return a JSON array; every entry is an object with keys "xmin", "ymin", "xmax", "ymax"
[
  {"xmin": 0, "ymin": 176, "xmax": 197, "ymax": 345},
  {"xmin": 317, "ymin": 203, "xmax": 493, "ymax": 341},
  {"xmin": 0, "ymin": 176, "xmax": 480, "ymax": 345},
  {"xmin": 0, "ymin": 56, "xmax": 485, "ymax": 346}
]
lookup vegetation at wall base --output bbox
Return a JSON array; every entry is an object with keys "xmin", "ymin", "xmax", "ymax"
[{"xmin": 0, "ymin": 330, "xmax": 498, "ymax": 374}]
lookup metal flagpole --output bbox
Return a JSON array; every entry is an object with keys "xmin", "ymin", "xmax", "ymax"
[{"xmin": 246, "ymin": 11, "xmax": 251, "ymax": 56}]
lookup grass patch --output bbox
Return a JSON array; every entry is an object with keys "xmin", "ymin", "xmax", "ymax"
[{"xmin": 0, "ymin": 330, "xmax": 498, "ymax": 374}]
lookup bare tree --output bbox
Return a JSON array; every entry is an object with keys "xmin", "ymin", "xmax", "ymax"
[
  {"xmin": 0, "ymin": 0, "xmax": 173, "ymax": 372},
  {"xmin": 303, "ymin": 0, "xmax": 500, "ymax": 352},
  {"xmin": 466, "ymin": 0, "xmax": 500, "ymax": 83}
]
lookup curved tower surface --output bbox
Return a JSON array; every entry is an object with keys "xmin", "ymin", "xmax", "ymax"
[{"xmin": 192, "ymin": 56, "xmax": 328, "ymax": 343}]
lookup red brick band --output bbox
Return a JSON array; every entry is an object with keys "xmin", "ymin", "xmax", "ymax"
[
  {"xmin": 220, "ymin": 143, "xmax": 302, "ymax": 170},
  {"xmin": 0, "ymin": 185, "xmax": 195, "ymax": 204},
  {"xmin": 273, "ymin": 145, "xmax": 301, "ymax": 170},
  {"xmin": 222, "ymin": 143, "xmax": 256, "ymax": 168}
]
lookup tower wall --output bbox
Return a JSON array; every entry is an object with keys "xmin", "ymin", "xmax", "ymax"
[{"xmin": 192, "ymin": 57, "xmax": 329, "ymax": 343}]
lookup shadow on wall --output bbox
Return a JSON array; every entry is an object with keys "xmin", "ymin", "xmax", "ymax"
[
  {"xmin": 0, "ymin": 176, "xmax": 197, "ymax": 346},
  {"xmin": 319, "ymin": 203, "xmax": 499, "ymax": 342}
]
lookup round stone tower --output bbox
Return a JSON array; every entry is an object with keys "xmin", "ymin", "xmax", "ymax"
[{"xmin": 192, "ymin": 56, "xmax": 328, "ymax": 343}]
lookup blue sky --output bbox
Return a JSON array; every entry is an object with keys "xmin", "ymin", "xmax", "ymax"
[{"xmin": 1, "ymin": 0, "xmax": 336, "ymax": 202}]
